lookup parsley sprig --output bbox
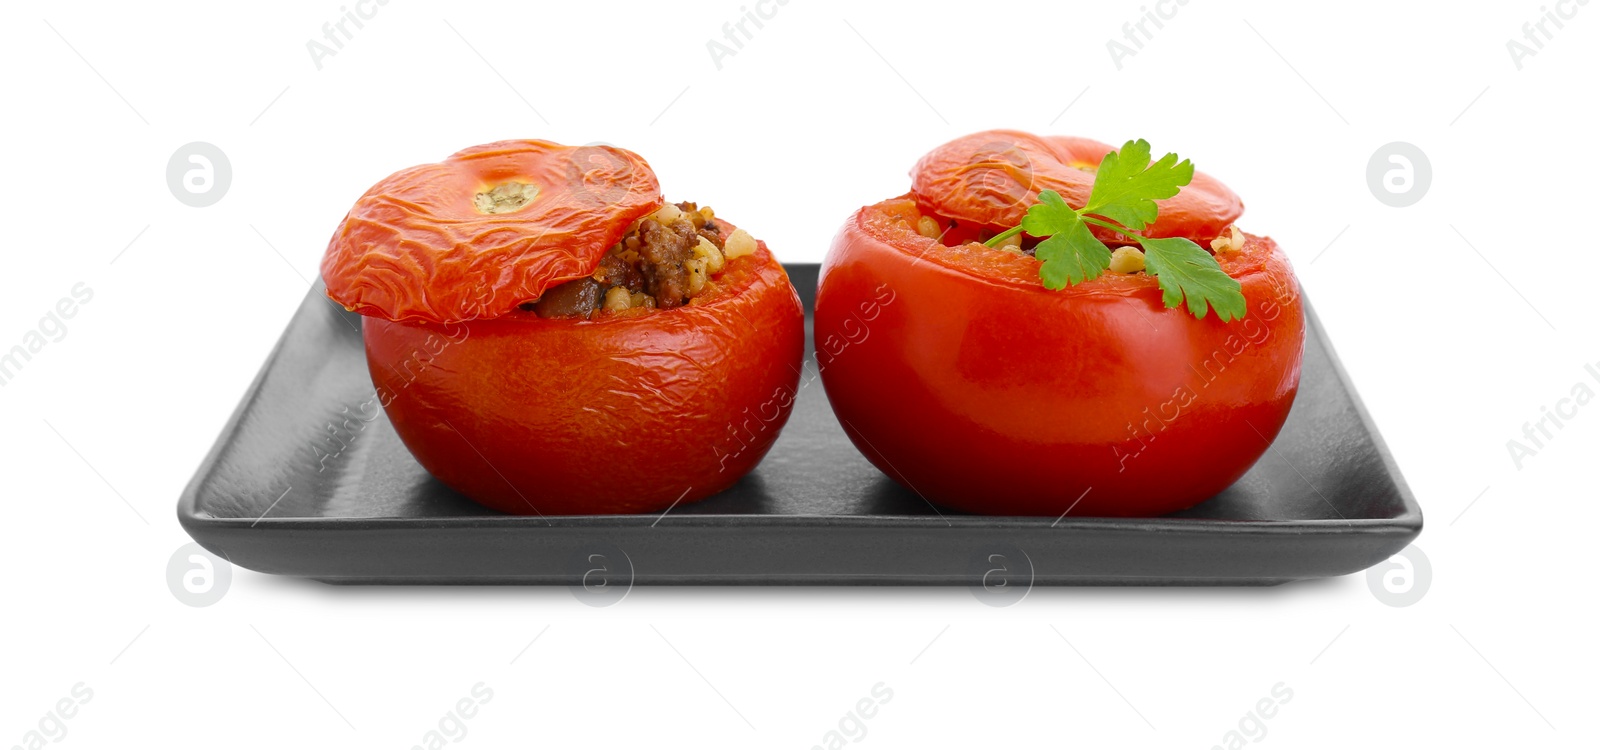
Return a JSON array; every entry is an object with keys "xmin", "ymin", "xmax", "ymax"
[{"xmin": 983, "ymin": 139, "xmax": 1246, "ymax": 321}]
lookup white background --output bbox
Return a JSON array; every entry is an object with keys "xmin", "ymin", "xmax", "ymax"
[{"xmin": 2, "ymin": 0, "xmax": 1595, "ymax": 747}]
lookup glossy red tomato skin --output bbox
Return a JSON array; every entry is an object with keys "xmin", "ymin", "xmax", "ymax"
[
  {"xmin": 814, "ymin": 200, "xmax": 1304, "ymax": 517},
  {"xmin": 363, "ymin": 242, "xmax": 804, "ymax": 516}
]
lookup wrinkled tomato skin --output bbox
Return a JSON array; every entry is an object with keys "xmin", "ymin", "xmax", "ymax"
[
  {"xmin": 364, "ymin": 242, "xmax": 804, "ymax": 516},
  {"xmin": 814, "ymin": 202, "xmax": 1304, "ymax": 517},
  {"xmin": 910, "ymin": 131, "xmax": 1244, "ymax": 244},
  {"xmin": 322, "ymin": 140, "xmax": 663, "ymax": 324}
]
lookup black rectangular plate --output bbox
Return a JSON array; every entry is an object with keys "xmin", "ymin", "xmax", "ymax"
[{"xmin": 178, "ymin": 264, "xmax": 1421, "ymax": 585}]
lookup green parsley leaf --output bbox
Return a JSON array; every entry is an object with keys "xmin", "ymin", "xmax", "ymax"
[
  {"xmin": 1138, "ymin": 236, "xmax": 1247, "ymax": 321},
  {"xmin": 979, "ymin": 140, "xmax": 1245, "ymax": 322},
  {"xmin": 1081, "ymin": 139, "xmax": 1195, "ymax": 232},
  {"xmin": 1019, "ymin": 189, "xmax": 1080, "ymax": 236},
  {"xmin": 1019, "ymin": 190, "xmax": 1113, "ymax": 289},
  {"xmin": 1034, "ymin": 219, "xmax": 1110, "ymax": 289}
]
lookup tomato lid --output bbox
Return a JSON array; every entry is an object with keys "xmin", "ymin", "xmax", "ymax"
[
  {"xmin": 909, "ymin": 130, "xmax": 1242, "ymax": 242},
  {"xmin": 321, "ymin": 140, "xmax": 663, "ymax": 323}
]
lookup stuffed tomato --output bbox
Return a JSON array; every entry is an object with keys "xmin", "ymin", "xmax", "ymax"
[
  {"xmin": 321, "ymin": 140, "xmax": 804, "ymax": 515},
  {"xmin": 815, "ymin": 131, "xmax": 1304, "ymax": 517}
]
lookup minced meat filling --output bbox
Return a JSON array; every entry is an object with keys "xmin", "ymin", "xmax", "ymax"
[{"xmin": 525, "ymin": 201, "xmax": 739, "ymax": 319}]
